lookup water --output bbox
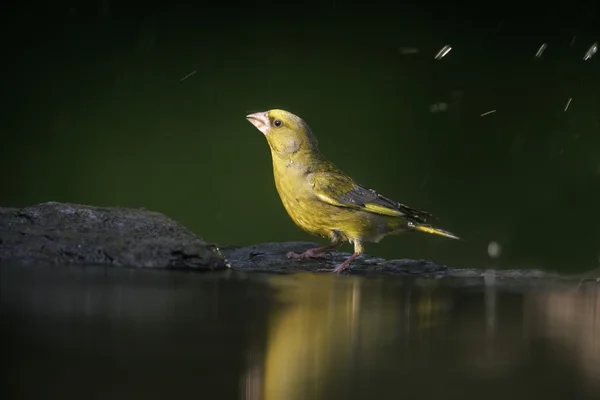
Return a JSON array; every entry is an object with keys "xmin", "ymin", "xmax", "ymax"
[{"xmin": 2, "ymin": 265, "xmax": 598, "ymax": 399}]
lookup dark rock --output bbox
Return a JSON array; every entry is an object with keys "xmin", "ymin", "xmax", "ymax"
[
  {"xmin": 221, "ymin": 241, "xmax": 448, "ymax": 276},
  {"xmin": 222, "ymin": 242, "xmax": 600, "ymax": 291},
  {"xmin": 0, "ymin": 202, "xmax": 226, "ymax": 270},
  {"xmin": 1, "ymin": 202, "xmax": 598, "ymax": 291}
]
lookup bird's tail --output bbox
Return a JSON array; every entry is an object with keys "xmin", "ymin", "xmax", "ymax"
[{"xmin": 412, "ymin": 224, "xmax": 460, "ymax": 240}]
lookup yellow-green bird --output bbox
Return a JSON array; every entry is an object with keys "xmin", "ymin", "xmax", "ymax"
[{"xmin": 246, "ymin": 109, "xmax": 459, "ymax": 273}]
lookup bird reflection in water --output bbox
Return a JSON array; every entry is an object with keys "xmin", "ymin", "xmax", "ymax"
[
  {"xmin": 240, "ymin": 274, "xmax": 600, "ymax": 400},
  {"xmin": 241, "ymin": 274, "xmax": 450, "ymax": 400}
]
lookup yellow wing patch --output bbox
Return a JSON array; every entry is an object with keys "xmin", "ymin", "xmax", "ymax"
[
  {"xmin": 314, "ymin": 192, "xmax": 349, "ymax": 208},
  {"xmin": 363, "ymin": 203, "xmax": 404, "ymax": 217}
]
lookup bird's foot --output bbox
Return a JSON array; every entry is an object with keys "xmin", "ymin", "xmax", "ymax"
[
  {"xmin": 317, "ymin": 253, "xmax": 359, "ymax": 274},
  {"xmin": 317, "ymin": 260, "xmax": 352, "ymax": 274},
  {"xmin": 286, "ymin": 248, "xmax": 328, "ymax": 260},
  {"xmin": 332, "ymin": 262, "xmax": 351, "ymax": 273}
]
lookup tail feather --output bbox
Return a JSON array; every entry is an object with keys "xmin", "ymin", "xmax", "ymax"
[{"xmin": 413, "ymin": 224, "xmax": 460, "ymax": 240}]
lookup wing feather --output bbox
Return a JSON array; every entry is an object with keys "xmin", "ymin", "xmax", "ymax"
[{"xmin": 308, "ymin": 172, "xmax": 433, "ymax": 223}]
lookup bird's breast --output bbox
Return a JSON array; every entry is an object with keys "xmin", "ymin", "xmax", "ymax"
[{"xmin": 272, "ymin": 161, "xmax": 331, "ymax": 237}]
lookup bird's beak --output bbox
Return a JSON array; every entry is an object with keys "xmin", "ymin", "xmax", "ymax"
[{"xmin": 246, "ymin": 111, "xmax": 270, "ymax": 135}]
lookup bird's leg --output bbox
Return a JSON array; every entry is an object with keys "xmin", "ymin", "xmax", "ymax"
[
  {"xmin": 286, "ymin": 243, "xmax": 337, "ymax": 260},
  {"xmin": 319, "ymin": 240, "xmax": 363, "ymax": 274},
  {"xmin": 329, "ymin": 252, "xmax": 360, "ymax": 273}
]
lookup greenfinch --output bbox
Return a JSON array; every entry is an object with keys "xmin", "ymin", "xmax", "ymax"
[{"xmin": 246, "ymin": 109, "xmax": 459, "ymax": 273}]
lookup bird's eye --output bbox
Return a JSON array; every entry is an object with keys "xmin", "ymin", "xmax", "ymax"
[{"xmin": 273, "ymin": 119, "xmax": 283, "ymax": 128}]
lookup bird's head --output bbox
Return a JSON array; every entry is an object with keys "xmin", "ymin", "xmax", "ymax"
[{"xmin": 246, "ymin": 109, "xmax": 319, "ymax": 157}]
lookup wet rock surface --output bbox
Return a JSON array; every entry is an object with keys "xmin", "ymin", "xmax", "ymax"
[
  {"xmin": 221, "ymin": 241, "xmax": 447, "ymax": 276},
  {"xmin": 0, "ymin": 202, "xmax": 226, "ymax": 270},
  {"xmin": 222, "ymin": 242, "xmax": 600, "ymax": 291},
  {"xmin": 1, "ymin": 202, "xmax": 598, "ymax": 290}
]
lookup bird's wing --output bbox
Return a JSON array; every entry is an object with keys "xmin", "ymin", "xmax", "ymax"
[{"xmin": 307, "ymin": 172, "xmax": 433, "ymax": 223}]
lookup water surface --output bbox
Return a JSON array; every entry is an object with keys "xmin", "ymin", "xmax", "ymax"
[{"xmin": 2, "ymin": 265, "xmax": 598, "ymax": 399}]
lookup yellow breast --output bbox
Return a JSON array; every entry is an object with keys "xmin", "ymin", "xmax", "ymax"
[{"xmin": 272, "ymin": 160, "xmax": 332, "ymax": 238}]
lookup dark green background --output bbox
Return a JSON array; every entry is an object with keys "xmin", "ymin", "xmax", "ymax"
[{"xmin": 2, "ymin": 1, "xmax": 599, "ymax": 272}]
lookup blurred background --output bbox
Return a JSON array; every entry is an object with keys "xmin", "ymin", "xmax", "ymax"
[{"xmin": 1, "ymin": 0, "xmax": 598, "ymax": 273}]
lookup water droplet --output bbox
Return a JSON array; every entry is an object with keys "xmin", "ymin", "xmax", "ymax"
[
  {"xmin": 435, "ymin": 45, "xmax": 452, "ymax": 60},
  {"xmin": 570, "ymin": 36, "xmax": 577, "ymax": 46},
  {"xmin": 583, "ymin": 42, "xmax": 597, "ymax": 60},
  {"xmin": 430, "ymin": 102, "xmax": 448, "ymax": 113},
  {"xmin": 488, "ymin": 241, "xmax": 501, "ymax": 258},
  {"xmin": 535, "ymin": 43, "xmax": 547, "ymax": 58}
]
